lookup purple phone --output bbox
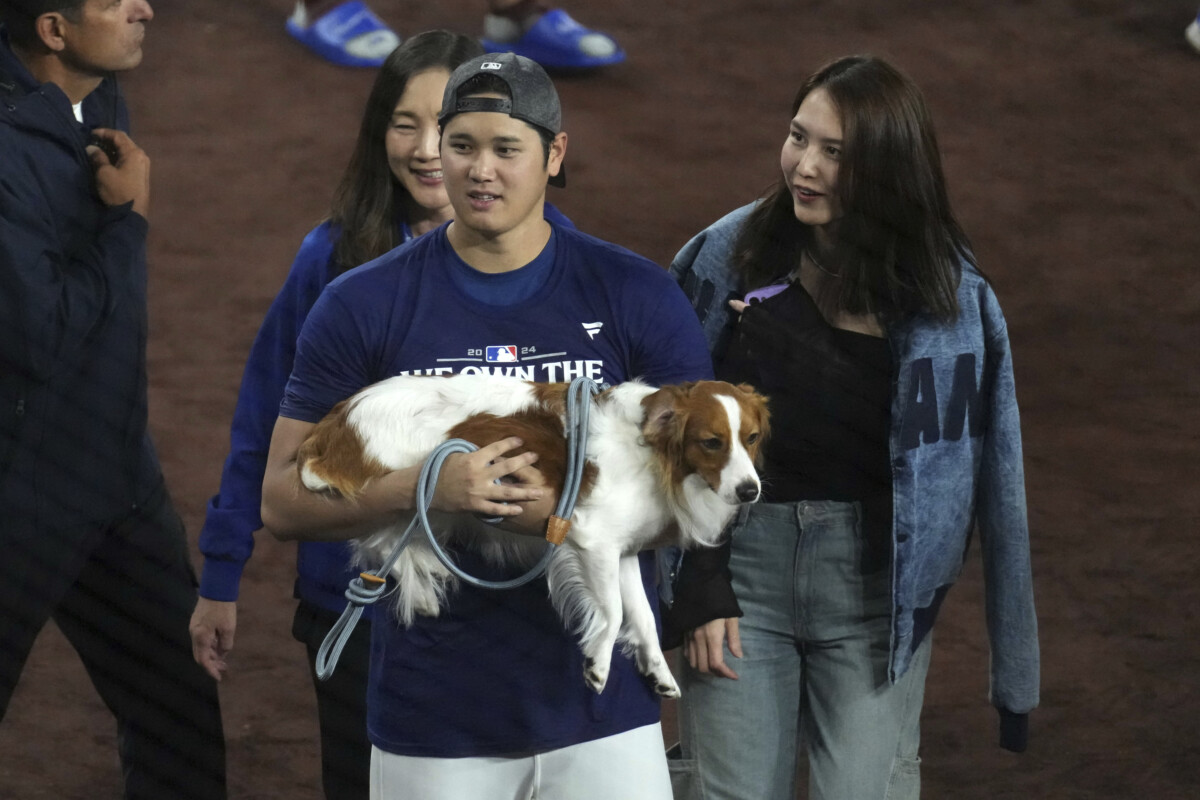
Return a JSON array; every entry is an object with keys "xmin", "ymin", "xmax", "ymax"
[{"xmin": 743, "ymin": 282, "xmax": 789, "ymax": 305}]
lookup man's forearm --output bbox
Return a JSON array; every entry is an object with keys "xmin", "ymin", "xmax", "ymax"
[{"xmin": 261, "ymin": 461, "xmax": 420, "ymax": 542}]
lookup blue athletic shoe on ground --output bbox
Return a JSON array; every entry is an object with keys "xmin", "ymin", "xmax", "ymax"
[
  {"xmin": 286, "ymin": 1, "xmax": 401, "ymax": 68},
  {"xmin": 481, "ymin": 9, "xmax": 625, "ymax": 70}
]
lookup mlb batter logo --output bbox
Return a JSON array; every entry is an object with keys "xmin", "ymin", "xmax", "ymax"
[{"xmin": 486, "ymin": 345, "xmax": 519, "ymax": 363}]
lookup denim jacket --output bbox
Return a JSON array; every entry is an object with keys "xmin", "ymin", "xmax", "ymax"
[{"xmin": 663, "ymin": 204, "xmax": 1040, "ymax": 718}]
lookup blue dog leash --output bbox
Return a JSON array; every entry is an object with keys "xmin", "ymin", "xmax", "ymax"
[{"xmin": 315, "ymin": 376, "xmax": 603, "ymax": 680}]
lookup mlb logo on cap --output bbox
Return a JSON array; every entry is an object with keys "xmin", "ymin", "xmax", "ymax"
[
  {"xmin": 486, "ymin": 346, "xmax": 518, "ymax": 363},
  {"xmin": 481, "ymin": 62, "xmax": 503, "ymax": 70}
]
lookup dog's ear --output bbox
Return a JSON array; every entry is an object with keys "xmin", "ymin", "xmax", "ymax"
[
  {"xmin": 640, "ymin": 385, "xmax": 686, "ymax": 443},
  {"xmin": 734, "ymin": 383, "xmax": 767, "ymax": 406},
  {"xmin": 734, "ymin": 383, "xmax": 771, "ymax": 462}
]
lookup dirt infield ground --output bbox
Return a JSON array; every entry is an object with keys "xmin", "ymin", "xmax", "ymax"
[{"xmin": 1, "ymin": 0, "xmax": 1198, "ymax": 797}]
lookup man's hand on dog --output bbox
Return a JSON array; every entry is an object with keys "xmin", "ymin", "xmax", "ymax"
[{"xmin": 433, "ymin": 436, "xmax": 556, "ymax": 534}]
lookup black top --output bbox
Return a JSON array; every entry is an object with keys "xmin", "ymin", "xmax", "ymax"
[
  {"xmin": 718, "ymin": 281, "xmax": 893, "ymax": 508},
  {"xmin": 660, "ymin": 280, "xmax": 895, "ymax": 649}
]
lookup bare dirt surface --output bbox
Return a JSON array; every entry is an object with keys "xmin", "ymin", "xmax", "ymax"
[{"xmin": 1, "ymin": 1, "xmax": 1198, "ymax": 797}]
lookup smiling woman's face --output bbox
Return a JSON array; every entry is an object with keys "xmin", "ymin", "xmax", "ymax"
[
  {"xmin": 780, "ymin": 87, "xmax": 844, "ymax": 233},
  {"xmin": 385, "ymin": 68, "xmax": 453, "ymax": 225}
]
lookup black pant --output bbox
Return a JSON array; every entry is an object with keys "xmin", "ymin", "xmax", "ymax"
[
  {"xmin": 0, "ymin": 488, "xmax": 226, "ymax": 799},
  {"xmin": 293, "ymin": 599, "xmax": 372, "ymax": 800}
]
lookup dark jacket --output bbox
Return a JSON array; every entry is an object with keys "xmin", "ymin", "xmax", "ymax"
[{"xmin": 0, "ymin": 31, "xmax": 163, "ymax": 536}]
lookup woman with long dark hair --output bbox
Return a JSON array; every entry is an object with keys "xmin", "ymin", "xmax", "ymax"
[
  {"xmin": 665, "ymin": 55, "xmax": 1040, "ymax": 799},
  {"xmin": 187, "ymin": 31, "xmax": 522, "ymax": 800},
  {"xmin": 329, "ymin": 32, "xmax": 482, "ymax": 275}
]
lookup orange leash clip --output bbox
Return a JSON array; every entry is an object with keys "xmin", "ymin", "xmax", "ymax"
[{"xmin": 545, "ymin": 515, "xmax": 572, "ymax": 546}]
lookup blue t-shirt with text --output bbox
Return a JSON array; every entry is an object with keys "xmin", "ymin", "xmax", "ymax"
[{"xmin": 281, "ymin": 221, "xmax": 712, "ymax": 757}]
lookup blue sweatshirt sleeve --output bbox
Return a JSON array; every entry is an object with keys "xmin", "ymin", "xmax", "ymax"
[{"xmin": 196, "ymin": 224, "xmax": 336, "ymax": 600}]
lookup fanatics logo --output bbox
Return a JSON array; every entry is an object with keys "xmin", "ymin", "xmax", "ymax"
[
  {"xmin": 582, "ymin": 322, "xmax": 603, "ymax": 340},
  {"xmin": 486, "ymin": 346, "xmax": 519, "ymax": 362}
]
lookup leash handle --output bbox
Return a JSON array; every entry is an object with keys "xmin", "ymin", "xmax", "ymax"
[{"xmin": 314, "ymin": 571, "xmax": 391, "ymax": 680}]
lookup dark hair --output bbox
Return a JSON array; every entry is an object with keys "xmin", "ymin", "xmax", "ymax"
[
  {"xmin": 0, "ymin": 0, "xmax": 84, "ymax": 47},
  {"xmin": 450, "ymin": 72, "xmax": 554, "ymax": 164},
  {"xmin": 328, "ymin": 30, "xmax": 483, "ymax": 276},
  {"xmin": 734, "ymin": 55, "xmax": 973, "ymax": 323}
]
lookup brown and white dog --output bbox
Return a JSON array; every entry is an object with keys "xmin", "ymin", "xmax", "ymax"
[{"xmin": 296, "ymin": 374, "xmax": 769, "ymax": 697}]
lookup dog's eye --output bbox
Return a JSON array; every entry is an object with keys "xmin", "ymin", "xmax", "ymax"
[
  {"xmin": 701, "ymin": 437, "xmax": 723, "ymax": 451},
  {"xmin": 746, "ymin": 432, "xmax": 759, "ymax": 445}
]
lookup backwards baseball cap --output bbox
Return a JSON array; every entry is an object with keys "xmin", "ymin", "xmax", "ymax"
[{"xmin": 439, "ymin": 52, "xmax": 566, "ymax": 187}]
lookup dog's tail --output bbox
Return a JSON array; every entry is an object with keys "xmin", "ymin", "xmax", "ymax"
[{"xmin": 296, "ymin": 397, "xmax": 388, "ymax": 498}]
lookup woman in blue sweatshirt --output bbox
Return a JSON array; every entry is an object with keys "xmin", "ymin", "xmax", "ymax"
[
  {"xmin": 663, "ymin": 55, "xmax": 1040, "ymax": 800},
  {"xmin": 188, "ymin": 31, "xmax": 499, "ymax": 800}
]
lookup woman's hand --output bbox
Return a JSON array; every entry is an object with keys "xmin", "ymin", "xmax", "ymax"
[{"xmin": 683, "ymin": 617, "xmax": 743, "ymax": 679}]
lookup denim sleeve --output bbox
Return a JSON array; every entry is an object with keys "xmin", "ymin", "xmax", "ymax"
[
  {"xmin": 976, "ymin": 289, "xmax": 1040, "ymax": 717},
  {"xmin": 668, "ymin": 206, "xmax": 751, "ymax": 359}
]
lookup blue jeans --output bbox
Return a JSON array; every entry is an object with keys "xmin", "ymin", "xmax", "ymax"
[{"xmin": 676, "ymin": 501, "xmax": 930, "ymax": 800}]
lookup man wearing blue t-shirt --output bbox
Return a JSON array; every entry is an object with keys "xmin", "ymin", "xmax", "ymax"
[{"xmin": 261, "ymin": 52, "xmax": 711, "ymax": 799}]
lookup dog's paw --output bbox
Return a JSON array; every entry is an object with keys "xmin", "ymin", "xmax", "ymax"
[
  {"xmin": 640, "ymin": 655, "xmax": 680, "ymax": 698},
  {"xmin": 647, "ymin": 663, "xmax": 679, "ymax": 697},
  {"xmin": 630, "ymin": 644, "xmax": 679, "ymax": 697},
  {"xmin": 653, "ymin": 673, "xmax": 681, "ymax": 698},
  {"xmin": 583, "ymin": 657, "xmax": 610, "ymax": 695}
]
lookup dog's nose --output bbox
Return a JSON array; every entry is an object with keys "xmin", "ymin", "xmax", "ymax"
[{"xmin": 735, "ymin": 480, "xmax": 760, "ymax": 503}]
